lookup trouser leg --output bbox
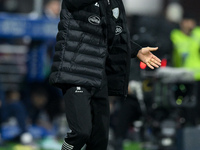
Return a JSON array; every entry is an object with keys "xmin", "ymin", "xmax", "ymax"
[
  {"xmin": 86, "ymin": 84, "xmax": 110, "ymax": 150},
  {"xmin": 62, "ymin": 86, "xmax": 93, "ymax": 150}
]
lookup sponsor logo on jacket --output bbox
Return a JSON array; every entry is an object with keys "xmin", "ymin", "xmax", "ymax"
[
  {"xmin": 88, "ymin": 15, "xmax": 101, "ymax": 25},
  {"xmin": 115, "ymin": 26, "xmax": 123, "ymax": 35}
]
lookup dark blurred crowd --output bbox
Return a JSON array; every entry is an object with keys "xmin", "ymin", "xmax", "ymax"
[
  {"xmin": 0, "ymin": 0, "xmax": 200, "ymax": 150},
  {"xmin": 0, "ymin": 0, "xmax": 64, "ymax": 146}
]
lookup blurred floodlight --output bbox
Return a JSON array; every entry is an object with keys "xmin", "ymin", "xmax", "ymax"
[
  {"xmin": 123, "ymin": 0, "xmax": 163, "ymax": 16},
  {"xmin": 166, "ymin": 2, "xmax": 184, "ymax": 23}
]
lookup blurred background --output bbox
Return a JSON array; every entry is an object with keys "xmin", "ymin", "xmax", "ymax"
[{"xmin": 0, "ymin": 0, "xmax": 200, "ymax": 150}]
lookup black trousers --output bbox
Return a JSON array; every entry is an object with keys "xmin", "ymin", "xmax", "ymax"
[{"xmin": 61, "ymin": 83, "xmax": 110, "ymax": 150}]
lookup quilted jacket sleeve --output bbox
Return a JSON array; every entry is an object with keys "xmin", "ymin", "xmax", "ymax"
[{"xmin": 64, "ymin": 0, "xmax": 101, "ymax": 10}]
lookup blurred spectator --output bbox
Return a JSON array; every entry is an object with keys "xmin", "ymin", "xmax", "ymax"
[
  {"xmin": 43, "ymin": 0, "xmax": 61, "ymax": 19},
  {"xmin": 171, "ymin": 13, "xmax": 200, "ymax": 80},
  {"xmin": 0, "ymin": 90, "xmax": 27, "ymax": 139},
  {"xmin": 26, "ymin": 0, "xmax": 61, "ymax": 130},
  {"xmin": 171, "ymin": 12, "xmax": 200, "ymax": 125},
  {"xmin": 28, "ymin": 88, "xmax": 52, "ymax": 131}
]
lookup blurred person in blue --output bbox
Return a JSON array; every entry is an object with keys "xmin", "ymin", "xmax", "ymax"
[
  {"xmin": 26, "ymin": 0, "xmax": 62, "ymax": 128},
  {"xmin": 28, "ymin": 88, "xmax": 53, "ymax": 132},
  {"xmin": 0, "ymin": 90, "xmax": 27, "ymax": 141},
  {"xmin": 49, "ymin": 0, "xmax": 161, "ymax": 150}
]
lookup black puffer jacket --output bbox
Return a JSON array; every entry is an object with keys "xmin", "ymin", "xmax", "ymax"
[{"xmin": 49, "ymin": 0, "xmax": 142, "ymax": 96}]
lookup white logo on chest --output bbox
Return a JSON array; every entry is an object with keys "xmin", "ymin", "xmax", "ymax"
[
  {"xmin": 88, "ymin": 15, "xmax": 101, "ymax": 25},
  {"xmin": 112, "ymin": 8, "xmax": 119, "ymax": 19}
]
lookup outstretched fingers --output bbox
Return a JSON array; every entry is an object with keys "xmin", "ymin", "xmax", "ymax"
[
  {"xmin": 147, "ymin": 56, "xmax": 162, "ymax": 69},
  {"xmin": 146, "ymin": 62, "xmax": 154, "ymax": 69},
  {"xmin": 149, "ymin": 60, "xmax": 159, "ymax": 68},
  {"xmin": 152, "ymin": 56, "xmax": 161, "ymax": 65},
  {"xmin": 147, "ymin": 47, "xmax": 158, "ymax": 51}
]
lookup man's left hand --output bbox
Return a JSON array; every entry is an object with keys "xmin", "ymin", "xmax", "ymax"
[{"xmin": 137, "ymin": 47, "xmax": 161, "ymax": 69}]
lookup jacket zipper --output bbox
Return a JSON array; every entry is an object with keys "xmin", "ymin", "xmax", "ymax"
[{"xmin": 115, "ymin": 0, "xmax": 130, "ymax": 97}]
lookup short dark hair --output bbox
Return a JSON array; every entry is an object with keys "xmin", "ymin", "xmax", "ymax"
[{"xmin": 183, "ymin": 12, "xmax": 197, "ymax": 21}]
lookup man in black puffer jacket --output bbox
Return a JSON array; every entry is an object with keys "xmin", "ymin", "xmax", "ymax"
[{"xmin": 49, "ymin": 0, "xmax": 161, "ymax": 150}]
